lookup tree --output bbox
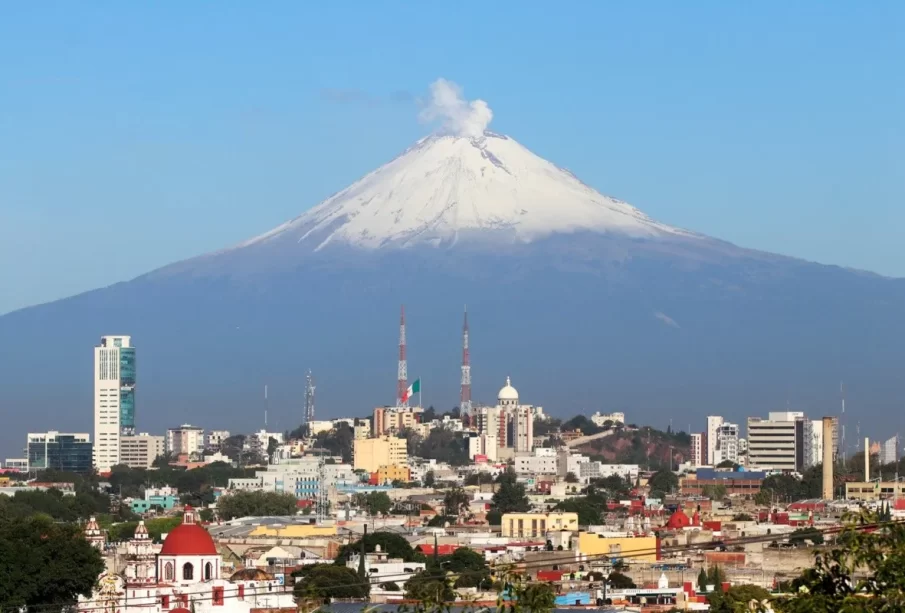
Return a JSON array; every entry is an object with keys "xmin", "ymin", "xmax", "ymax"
[
  {"xmin": 707, "ymin": 565, "xmax": 726, "ymax": 588},
  {"xmin": 511, "ymin": 579, "xmax": 556, "ymax": 613},
  {"xmin": 380, "ymin": 581, "xmax": 400, "ymax": 591},
  {"xmin": 313, "ymin": 423, "xmax": 355, "ymax": 463},
  {"xmin": 563, "ymin": 415, "xmax": 602, "ymax": 436},
  {"xmin": 533, "ymin": 418, "xmax": 562, "ymax": 438},
  {"xmin": 443, "ymin": 486, "xmax": 470, "ymax": 517},
  {"xmin": 591, "ymin": 475, "xmax": 632, "ymax": 497},
  {"xmin": 266, "ymin": 436, "xmax": 279, "ymax": 459},
  {"xmin": 423, "ymin": 470, "xmax": 436, "ymax": 487},
  {"xmin": 217, "ymin": 490, "xmax": 297, "ymax": 520},
  {"xmin": 488, "ymin": 469, "xmax": 530, "ymax": 524},
  {"xmin": 647, "ymin": 469, "xmax": 678, "ymax": 498},
  {"xmin": 464, "ymin": 472, "xmax": 493, "ymax": 486},
  {"xmin": 292, "ymin": 564, "xmax": 369, "ymax": 601},
  {"xmin": 788, "ymin": 527, "xmax": 824, "ymax": 547},
  {"xmin": 418, "ymin": 428, "xmax": 470, "ymax": 466},
  {"xmin": 731, "ymin": 513, "xmax": 753, "ymax": 521},
  {"xmin": 335, "ymin": 532, "xmax": 417, "ymax": 564},
  {"xmin": 443, "ymin": 547, "xmax": 491, "ymax": 588},
  {"xmin": 565, "ymin": 472, "xmax": 579, "ymax": 483},
  {"xmin": 553, "ymin": 496, "xmax": 602, "ymax": 525},
  {"xmin": 607, "ymin": 571, "xmax": 636, "ymax": 589},
  {"xmin": 0, "ymin": 515, "xmax": 105, "ymax": 608},
  {"xmin": 707, "ymin": 584, "xmax": 771, "ymax": 613},
  {"xmin": 716, "ymin": 460, "xmax": 740, "ymax": 470},
  {"xmin": 701, "ymin": 484, "xmax": 727, "ymax": 500},
  {"xmin": 697, "ymin": 568, "xmax": 709, "ymax": 592},
  {"xmin": 353, "ymin": 491, "xmax": 392, "ymax": 516},
  {"xmin": 404, "ymin": 569, "xmax": 455, "ymax": 602}
]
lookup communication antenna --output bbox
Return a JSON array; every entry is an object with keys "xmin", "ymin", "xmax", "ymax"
[
  {"xmin": 264, "ymin": 384, "xmax": 269, "ymax": 428},
  {"xmin": 304, "ymin": 370, "xmax": 316, "ymax": 425}
]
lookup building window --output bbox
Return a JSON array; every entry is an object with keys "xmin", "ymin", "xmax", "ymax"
[
  {"xmin": 183, "ymin": 562, "xmax": 194, "ymax": 581},
  {"xmin": 205, "ymin": 562, "xmax": 213, "ymax": 581},
  {"xmin": 212, "ymin": 586, "xmax": 224, "ymax": 606},
  {"xmin": 164, "ymin": 562, "xmax": 174, "ymax": 581}
]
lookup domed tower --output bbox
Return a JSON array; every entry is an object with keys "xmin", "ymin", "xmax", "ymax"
[
  {"xmin": 84, "ymin": 516, "xmax": 106, "ymax": 552},
  {"xmin": 157, "ymin": 507, "xmax": 220, "ymax": 585},
  {"xmin": 124, "ymin": 521, "xmax": 156, "ymax": 585},
  {"xmin": 498, "ymin": 376, "xmax": 519, "ymax": 407}
]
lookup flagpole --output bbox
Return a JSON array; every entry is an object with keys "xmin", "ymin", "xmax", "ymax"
[{"xmin": 420, "ymin": 377, "xmax": 423, "ymax": 411}]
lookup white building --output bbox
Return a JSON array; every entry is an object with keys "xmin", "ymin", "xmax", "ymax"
[
  {"xmin": 591, "ymin": 412, "xmax": 626, "ymax": 427},
  {"xmin": 346, "ymin": 547, "xmax": 425, "ymax": 588},
  {"xmin": 578, "ymin": 462, "xmax": 639, "ymax": 483},
  {"xmin": 204, "ymin": 430, "xmax": 230, "ymax": 449},
  {"xmin": 714, "ymin": 422, "xmax": 740, "ymax": 465},
  {"xmin": 120, "ymin": 433, "xmax": 165, "ymax": 469},
  {"xmin": 166, "ymin": 425, "xmax": 205, "ymax": 456},
  {"xmin": 468, "ymin": 433, "xmax": 499, "ymax": 461},
  {"xmin": 690, "ymin": 433, "xmax": 704, "ymax": 466},
  {"xmin": 706, "ymin": 416, "xmax": 723, "ymax": 465},
  {"xmin": 880, "ymin": 436, "xmax": 899, "ymax": 466},
  {"xmin": 306, "ymin": 420, "xmax": 334, "ymax": 436},
  {"xmin": 514, "ymin": 454, "xmax": 558, "ymax": 475},
  {"xmin": 514, "ymin": 405, "xmax": 534, "ymax": 453},
  {"xmin": 747, "ymin": 411, "xmax": 804, "ymax": 471},
  {"xmin": 93, "ymin": 335, "xmax": 136, "ymax": 472}
]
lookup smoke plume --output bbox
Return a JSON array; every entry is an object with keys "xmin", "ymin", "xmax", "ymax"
[{"xmin": 419, "ymin": 78, "xmax": 493, "ymax": 139}]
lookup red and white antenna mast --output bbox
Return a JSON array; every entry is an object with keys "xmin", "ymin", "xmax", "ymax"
[
  {"xmin": 397, "ymin": 305, "xmax": 408, "ymax": 406},
  {"xmin": 460, "ymin": 306, "xmax": 472, "ymax": 418}
]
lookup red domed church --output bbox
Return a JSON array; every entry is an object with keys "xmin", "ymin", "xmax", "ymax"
[{"xmin": 78, "ymin": 507, "xmax": 294, "ymax": 613}]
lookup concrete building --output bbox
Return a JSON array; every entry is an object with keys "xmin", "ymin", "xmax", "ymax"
[
  {"xmin": 376, "ymin": 464, "xmax": 410, "ymax": 484},
  {"xmin": 3, "ymin": 458, "xmax": 28, "ymax": 471},
  {"xmin": 501, "ymin": 512, "xmax": 579, "ymax": 537},
  {"xmin": 706, "ymin": 416, "xmax": 723, "ymax": 465},
  {"xmin": 353, "ymin": 419, "xmax": 371, "ymax": 440},
  {"xmin": 690, "ymin": 433, "xmax": 705, "ymax": 467},
  {"xmin": 578, "ymin": 462, "xmax": 640, "ymax": 483},
  {"xmin": 713, "ymin": 422, "xmax": 740, "ymax": 465},
  {"xmin": 468, "ymin": 433, "xmax": 498, "ymax": 461},
  {"xmin": 476, "ymin": 406, "xmax": 508, "ymax": 448},
  {"xmin": 353, "ymin": 435, "xmax": 407, "ymax": 472},
  {"xmin": 590, "ymin": 412, "xmax": 625, "ymax": 427},
  {"xmin": 845, "ymin": 481, "xmax": 905, "ymax": 501},
  {"xmin": 514, "ymin": 405, "xmax": 534, "ymax": 453},
  {"xmin": 120, "ymin": 433, "xmax": 165, "ymax": 469},
  {"xmin": 514, "ymin": 454, "xmax": 558, "ymax": 476},
  {"xmin": 204, "ymin": 431, "xmax": 230, "ymax": 449},
  {"xmin": 746, "ymin": 412, "xmax": 804, "ymax": 471},
  {"xmin": 372, "ymin": 406, "xmax": 423, "ymax": 436},
  {"xmin": 166, "ymin": 425, "xmax": 205, "ymax": 456},
  {"xmin": 577, "ymin": 533, "xmax": 659, "ymax": 562},
  {"xmin": 93, "ymin": 335, "xmax": 136, "ymax": 472},
  {"xmin": 27, "ymin": 432, "xmax": 93, "ymax": 473}
]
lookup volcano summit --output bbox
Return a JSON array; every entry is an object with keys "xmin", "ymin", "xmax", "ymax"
[{"xmin": 1, "ymin": 126, "xmax": 903, "ymax": 453}]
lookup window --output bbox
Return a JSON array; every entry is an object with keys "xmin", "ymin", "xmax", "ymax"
[
  {"xmin": 212, "ymin": 586, "xmax": 224, "ymax": 606},
  {"xmin": 164, "ymin": 562, "xmax": 174, "ymax": 581},
  {"xmin": 183, "ymin": 563, "xmax": 194, "ymax": 581},
  {"xmin": 204, "ymin": 562, "xmax": 213, "ymax": 581}
]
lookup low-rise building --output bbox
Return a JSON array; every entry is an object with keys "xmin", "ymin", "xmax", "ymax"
[
  {"xmin": 680, "ymin": 468, "xmax": 767, "ymax": 496},
  {"xmin": 501, "ymin": 512, "xmax": 579, "ymax": 538},
  {"xmin": 376, "ymin": 464, "xmax": 410, "ymax": 484},
  {"xmin": 27, "ymin": 431, "xmax": 93, "ymax": 473},
  {"xmin": 576, "ymin": 532, "xmax": 660, "ymax": 562},
  {"xmin": 591, "ymin": 412, "xmax": 625, "ymax": 427},
  {"xmin": 845, "ymin": 481, "xmax": 905, "ymax": 501},
  {"xmin": 166, "ymin": 424, "xmax": 205, "ymax": 456},
  {"xmin": 120, "ymin": 433, "xmax": 165, "ymax": 469}
]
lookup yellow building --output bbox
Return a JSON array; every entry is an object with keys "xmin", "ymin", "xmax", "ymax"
[
  {"xmin": 501, "ymin": 512, "xmax": 579, "ymax": 538},
  {"xmin": 353, "ymin": 435, "xmax": 407, "ymax": 472},
  {"xmin": 845, "ymin": 481, "xmax": 905, "ymax": 501},
  {"xmin": 249, "ymin": 524, "xmax": 337, "ymax": 538},
  {"xmin": 577, "ymin": 532, "xmax": 659, "ymax": 562},
  {"xmin": 376, "ymin": 464, "xmax": 411, "ymax": 484},
  {"xmin": 373, "ymin": 407, "xmax": 423, "ymax": 436}
]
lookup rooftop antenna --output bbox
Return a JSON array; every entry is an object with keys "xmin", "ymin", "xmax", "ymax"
[
  {"xmin": 304, "ymin": 369, "xmax": 316, "ymax": 425},
  {"xmin": 264, "ymin": 384, "xmax": 269, "ymax": 429}
]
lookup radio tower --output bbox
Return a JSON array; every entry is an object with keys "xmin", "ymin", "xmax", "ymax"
[
  {"xmin": 304, "ymin": 369, "xmax": 315, "ymax": 425},
  {"xmin": 460, "ymin": 306, "xmax": 472, "ymax": 419},
  {"xmin": 397, "ymin": 305, "xmax": 408, "ymax": 406}
]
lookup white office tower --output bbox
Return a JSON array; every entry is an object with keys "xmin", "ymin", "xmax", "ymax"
[
  {"xmin": 514, "ymin": 405, "xmax": 534, "ymax": 453},
  {"xmin": 93, "ymin": 335, "xmax": 136, "ymax": 472},
  {"xmin": 706, "ymin": 416, "xmax": 724, "ymax": 465},
  {"xmin": 713, "ymin": 422, "xmax": 740, "ymax": 464},
  {"xmin": 747, "ymin": 411, "xmax": 804, "ymax": 471}
]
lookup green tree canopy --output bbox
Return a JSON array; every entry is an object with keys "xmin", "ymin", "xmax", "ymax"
[
  {"xmin": 441, "ymin": 547, "xmax": 491, "ymax": 588},
  {"xmin": 335, "ymin": 531, "xmax": 417, "ymax": 564},
  {"xmin": 217, "ymin": 490, "xmax": 297, "ymax": 520},
  {"xmin": 0, "ymin": 515, "xmax": 105, "ymax": 608},
  {"xmin": 443, "ymin": 486, "xmax": 471, "ymax": 517},
  {"xmin": 353, "ymin": 491, "xmax": 392, "ymax": 516},
  {"xmin": 707, "ymin": 584, "xmax": 772, "ymax": 613},
  {"xmin": 647, "ymin": 469, "xmax": 678, "ymax": 498},
  {"xmin": 607, "ymin": 571, "xmax": 636, "ymax": 589},
  {"xmin": 292, "ymin": 564, "xmax": 369, "ymax": 601},
  {"xmin": 487, "ymin": 470, "xmax": 530, "ymax": 524}
]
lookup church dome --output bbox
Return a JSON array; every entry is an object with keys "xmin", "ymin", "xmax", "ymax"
[
  {"xmin": 498, "ymin": 376, "xmax": 519, "ymax": 402},
  {"xmin": 160, "ymin": 507, "xmax": 218, "ymax": 556}
]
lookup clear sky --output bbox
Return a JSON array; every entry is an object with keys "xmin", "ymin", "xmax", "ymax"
[{"xmin": 1, "ymin": 2, "xmax": 902, "ymax": 315}]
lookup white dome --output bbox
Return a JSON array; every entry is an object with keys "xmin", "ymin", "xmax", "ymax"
[{"xmin": 498, "ymin": 376, "xmax": 519, "ymax": 402}]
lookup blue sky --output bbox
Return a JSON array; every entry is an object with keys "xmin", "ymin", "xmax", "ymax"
[{"xmin": 1, "ymin": 2, "xmax": 902, "ymax": 314}]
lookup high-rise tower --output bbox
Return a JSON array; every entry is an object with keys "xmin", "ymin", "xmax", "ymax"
[
  {"xmin": 460, "ymin": 306, "xmax": 472, "ymax": 419},
  {"xmin": 93, "ymin": 335, "xmax": 136, "ymax": 472},
  {"xmin": 397, "ymin": 305, "xmax": 408, "ymax": 406}
]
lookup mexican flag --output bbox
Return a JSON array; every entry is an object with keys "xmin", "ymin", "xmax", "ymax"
[{"xmin": 401, "ymin": 379, "xmax": 420, "ymax": 404}]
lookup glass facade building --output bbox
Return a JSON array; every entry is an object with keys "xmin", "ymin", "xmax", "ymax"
[
  {"xmin": 119, "ymin": 347, "xmax": 136, "ymax": 435},
  {"xmin": 27, "ymin": 432, "xmax": 93, "ymax": 473}
]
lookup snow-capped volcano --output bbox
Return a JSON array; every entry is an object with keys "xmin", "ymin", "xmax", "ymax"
[{"xmin": 239, "ymin": 132, "xmax": 693, "ymax": 252}]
